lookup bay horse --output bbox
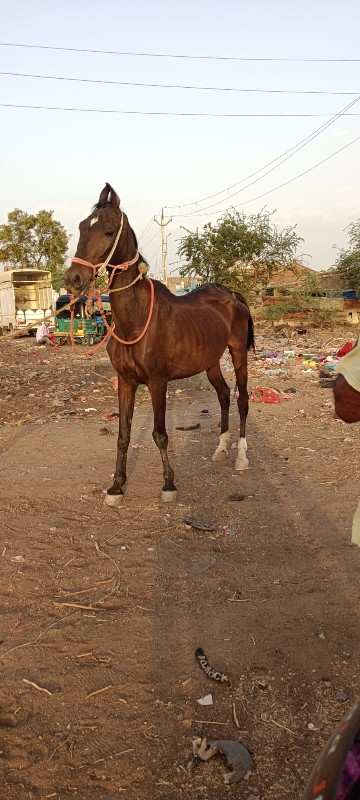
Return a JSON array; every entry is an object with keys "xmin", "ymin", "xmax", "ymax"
[{"xmin": 65, "ymin": 183, "xmax": 254, "ymax": 506}]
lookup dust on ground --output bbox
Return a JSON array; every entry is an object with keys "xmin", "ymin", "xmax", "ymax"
[{"xmin": 1, "ymin": 328, "xmax": 360, "ymax": 800}]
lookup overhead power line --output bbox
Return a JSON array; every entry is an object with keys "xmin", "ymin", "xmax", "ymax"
[
  {"xmin": 1, "ymin": 102, "xmax": 360, "ymax": 118},
  {"xmin": 1, "ymin": 70, "xmax": 358, "ymax": 96},
  {"xmin": 140, "ymin": 229, "xmax": 159, "ymax": 249},
  {"xmin": 147, "ymin": 243, "xmax": 162, "ymax": 265},
  {"xmin": 166, "ymin": 94, "xmax": 360, "ymax": 215},
  {"xmin": 138, "ymin": 216, "xmax": 157, "ymax": 242},
  {"xmin": 169, "ymin": 134, "xmax": 360, "ymax": 219},
  {"xmin": 1, "ymin": 41, "xmax": 360, "ymax": 63}
]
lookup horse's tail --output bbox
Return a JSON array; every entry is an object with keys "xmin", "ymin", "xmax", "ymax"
[
  {"xmin": 234, "ymin": 291, "xmax": 255, "ymax": 353},
  {"xmin": 247, "ymin": 312, "xmax": 255, "ymax": 353}
]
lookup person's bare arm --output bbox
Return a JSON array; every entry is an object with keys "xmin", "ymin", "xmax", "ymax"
[{"xmin": 333, "ymin": 374, "xmax": 360, "ymax": 423}]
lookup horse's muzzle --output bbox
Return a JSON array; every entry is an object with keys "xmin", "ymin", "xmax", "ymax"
[{"xmin": 64, "ymin": 265, "xmax": 91, "ymax": 295}]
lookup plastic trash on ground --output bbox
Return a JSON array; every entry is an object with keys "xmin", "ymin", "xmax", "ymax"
[{"xmin": 190, "ymin": 736, "xmax": 254, "ymax": 784}]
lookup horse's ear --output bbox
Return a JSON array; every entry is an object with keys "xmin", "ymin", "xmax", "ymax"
[
  {"xmin": 109, "ymin": 185, "xmax": 121, "ymax": 208},
  {"xmin": 98, "ymin": 184, "xmax": 111, "ymax": 207},
  {"xmin": 97, "ymin": 183, "xmax": 121, "ymax": 208}
]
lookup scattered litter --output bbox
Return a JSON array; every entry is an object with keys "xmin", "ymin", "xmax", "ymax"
[
  {"xmin": 315, "ymin": 628, "xmax": 326, "ymax": 641},
  {"xmin": 84, "ymin": 407, "xmax": 97, "ymax": 412},
  {"xmin": 176, "ymin": 423, "xmax": 200, "ymax": 431},
  {"xmin": 338, "ymin": 342, "xmax": 354, "ymax": 358},
  {"xmin": 196, "ymin": 694, "xmax": 213, "ymax": 706},
  {"xmin": 190, "ymin": 736, "xmax": 253, "ymax": 784},
  {"xmin": 131, "ymin": 443, "xmax": 144, "ymax": 449},
  {"xmin": 195, "ymin": 648, "xmax": 230, "ymax": 684},
  {"xmin": 336, "ymin": 690, "xmax": 349, "ymax": 703},
  {"xmin": 250, "ymin": 386, "xmax": 292, "ymax": 404},
  {"xmin": 273, "ymin": 579, "xmax": 280, "ymax": 585},
  {"xmin": 228, "ymin": 493, "xmax": 246, "ymax": 502},
  {"xmin": 223, "ymin": 527, "xmax": 237, "ymax": 538},
  {"xmin": 188, "ymin": 555, "xmax": 217, "ymax": 575},
  {"xmin": 101, "ymin": 411, "xmax": 119, "ymax": 421},
  {"xmin": 265, "ymin": 368, "xmax": 287, "ymax": 376},
  {"xmin": 99, "ymin": 427, "xmax": 113, "ymax": 435},
  {"xmin": 183, "ymin": 517, "xmax": 215, "ymax": 531},
  {"xmin": 307, "ymin": 723, "xmax": 318, "ymax": 732},
  {"xmin": 283, "ymin": 387, "xmax": 297, "ymax": 394},
  {"xmin": 10, "ymin": 555, "xmax": 25, "ymax": 563}
]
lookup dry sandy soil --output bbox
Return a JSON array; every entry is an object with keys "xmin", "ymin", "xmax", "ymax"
[{"xmin": 1, "ymin": 329, "xmax": 360, "ymax": 800}]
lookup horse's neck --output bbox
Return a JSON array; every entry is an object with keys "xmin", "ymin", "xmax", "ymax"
[{"xmin": 109, "ymin": 264, "xmax": 148, "ymax": 332}]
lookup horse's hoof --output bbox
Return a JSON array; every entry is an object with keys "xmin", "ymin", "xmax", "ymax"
[
  {"xmin": 235, "ymin": 438, "xmax": 248, "ymax": 471},
  {"xmin": 212, "ymin": 432, "xmax": 230, "ymax": 462},
  {"xmin": 161, "ymin": 489, "xmax": 178, "ymax": 503},
  {"xmin": 104, "ymin": 492, "xmax": 124, "ymax": 507},
  {"xmin": 212, "ymin": 449, "xmax": 228, "ymax": 462},
  {"xmin": 235, "ymin": 458, "xmax": 249, "ymax": 471}
]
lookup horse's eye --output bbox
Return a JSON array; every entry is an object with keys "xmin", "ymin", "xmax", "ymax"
[{"xmin": 105, "ymin": 230, "xmax": 115, "ymax": 237}]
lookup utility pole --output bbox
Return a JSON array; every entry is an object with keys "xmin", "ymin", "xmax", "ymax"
[{"xmin": 154, "ymin": 209, "xmax": 172, "ymax": 286}]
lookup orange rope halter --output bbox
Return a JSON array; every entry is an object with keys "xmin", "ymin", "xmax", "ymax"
[{"xmin": 68, "ymin": 214, "xmax": 154, "ymax": 356}]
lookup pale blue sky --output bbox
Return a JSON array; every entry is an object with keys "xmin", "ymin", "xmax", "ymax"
[{"xmin": 1, "ymin": 0, "xmax": 360, "ymax": 272}]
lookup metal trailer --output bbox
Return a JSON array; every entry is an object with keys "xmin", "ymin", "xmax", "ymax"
[{"xmin": 0, "ymin": 268, "xmax": 53, "ymax": 335}]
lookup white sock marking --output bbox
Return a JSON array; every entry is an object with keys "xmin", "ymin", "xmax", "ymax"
[
  {"xmin": 235, "ymin": 437, "xmax": 249, "ymax": 471},
  {"xmin": 212, "ymin": 431, "xmax": 230, "ymax": 462}
]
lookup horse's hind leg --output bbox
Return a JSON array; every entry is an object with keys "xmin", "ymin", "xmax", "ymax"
[
  {"xmin": 206, "ymin": 363, "xmax": 231, "ymax": 462},
  {"xmin": 148, "ymin": 379, "xmax": 177, "ymax": 502},
  {"xmin": 229, "ymin": 317, "xmax": 250, "ymax": 471}
]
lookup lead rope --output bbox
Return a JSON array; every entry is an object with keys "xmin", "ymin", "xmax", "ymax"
[
  {"xmin": 69, "ymin": 265, "xmax": 154, "ymax": 356},
  {"xmin": 71, "ymin": 213, "xmax": 154, "ymax": 356},
  {"xmin": 96, "ymin": 277, "xmax": 155, "ymax": 346}
]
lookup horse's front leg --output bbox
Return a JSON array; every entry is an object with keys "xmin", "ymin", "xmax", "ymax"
[
  {"xmin": 104, "ymin": 377, "xmax": 137, "ymax": 507},
  {"xmin": 148, "ymin": 380, "xmax": 177, "ymax": 502}
]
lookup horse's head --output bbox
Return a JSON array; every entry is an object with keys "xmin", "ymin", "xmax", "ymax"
[{"xmin": 65, "ymin": 183, "xmax": 129, "ymax": 295}]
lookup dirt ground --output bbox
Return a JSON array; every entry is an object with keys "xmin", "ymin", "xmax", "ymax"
[{"xmin": 1, "ymin": 328, "xmax": 360, "ymax": 800}]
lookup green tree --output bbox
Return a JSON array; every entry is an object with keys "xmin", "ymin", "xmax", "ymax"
[
  {"xmin": 0, "ymin": 208, "xmax": 70, "ymax": 291},
  {"xmin": 177, "ymin": 209, "xmax": 303, "ymax": 294},
  {"xmin": 334, "ymin": 220, "xmax": 360, "ymax": 294}
]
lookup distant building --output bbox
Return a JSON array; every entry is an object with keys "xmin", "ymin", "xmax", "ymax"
[
  {"xmin": 166, "ymin": 275, "xmax": 203, "ymax": 295},
  {"xmin": 264, "ymin": 262, "xmax": 319, "ymax": 295},
  {"xmin": 260, "ymin": 262, "xmax": 359, "ymax": 326}
]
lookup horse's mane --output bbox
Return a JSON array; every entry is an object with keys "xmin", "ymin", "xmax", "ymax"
[
  {"xmin": 130, "ymin": 226, "xmax": 148, "ymax": 266},
  {"xmin": 130, "ymin": 227, "xmax": 138, "ymax": 248}
]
